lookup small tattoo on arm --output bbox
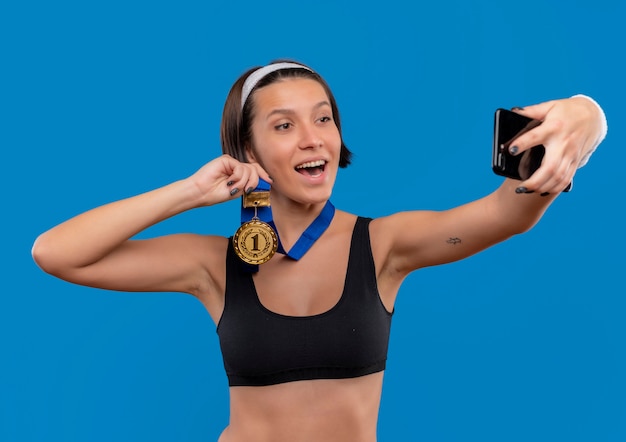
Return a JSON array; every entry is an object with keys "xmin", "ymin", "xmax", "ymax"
[{"xmin": 447, "ymin": 237, "xmax": 462, "ymax": 245}]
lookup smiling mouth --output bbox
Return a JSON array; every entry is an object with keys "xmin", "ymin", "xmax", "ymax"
[{"xmin": 295, "ymin": 160, "xmax": 326, "ymax": 177}]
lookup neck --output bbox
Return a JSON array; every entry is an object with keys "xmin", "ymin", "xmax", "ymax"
[{"xmin": 269, "ymin": 195, "xmax": 330, "ymax": 251}]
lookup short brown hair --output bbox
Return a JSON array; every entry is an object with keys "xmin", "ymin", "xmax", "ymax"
[{"xmin": 220, "ymin": 60, "xmax": 352, "ymax": 168}]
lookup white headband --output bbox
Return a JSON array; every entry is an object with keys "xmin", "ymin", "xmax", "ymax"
[{"xmin": 240, "ymin": 62, "xmax": 313, "ymax": 110}]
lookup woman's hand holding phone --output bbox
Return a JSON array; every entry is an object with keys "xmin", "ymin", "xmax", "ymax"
[{"xmin": 492, "ymin": 107, "xmax": 571, "ymax": 193}]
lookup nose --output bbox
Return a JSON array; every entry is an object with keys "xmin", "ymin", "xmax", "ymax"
[{"xmin": 298, "ymin": 123, "xmax": 322, "ymax": 149}]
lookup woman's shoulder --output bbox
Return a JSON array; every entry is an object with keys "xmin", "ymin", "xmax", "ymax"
[{"xmin": 330, "ymin": 209, "xmax": 360, "ymax": 230}]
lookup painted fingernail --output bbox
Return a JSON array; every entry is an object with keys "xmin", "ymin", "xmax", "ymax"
[
  {"xmin": 509, "ymin": 145, "xmax": 519, "ymax": 155},
  {"xmin": 515, "ymin": 187, "xmax": 527, "ymax": 194},
  {"xmin": 229, "ymin": 188, "xmax": 239, "ymax": 196},
  {"xmin": 540, "ymin": 192, "xmax": 550, "ymax": 197},
  {"xmin": 511, "ymin": 106, "xmax": 525, "ymax": 111},
  {"xmin": 246, "ymin": 187, "xmax": 254, "ymax": 195},
  {"xmin": 227, "ymin": 181, "xmax": 234, "ymax": 186}
]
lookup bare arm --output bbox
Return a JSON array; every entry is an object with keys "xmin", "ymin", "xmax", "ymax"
[
  {"xmin": 31, "ymin": 155, "xmax": 271, "ymax": 297},
  {"xmin": 373, "ymin": 95, "xmax": 605, "ymax": 277},
  {"xmin": 373, "ymin": 178, "xmax": 557, "ymax": 275}
]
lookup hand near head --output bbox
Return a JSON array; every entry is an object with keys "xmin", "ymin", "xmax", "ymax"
[
  {"xmin": 509, "ymin": 96, "xmax": 603, "ymax": 194},
  {"xmin": 189, "ymin": 155, "xmax": 273, "ymax": 206}
]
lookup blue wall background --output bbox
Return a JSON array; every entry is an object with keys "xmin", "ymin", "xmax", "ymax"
[{"xmin": 2, "ymin": 1, "xmax": 625, "ymax": 441}]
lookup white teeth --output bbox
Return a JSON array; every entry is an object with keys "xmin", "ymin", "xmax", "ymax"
[{"xmin": 296, "ymin": 160, "xmax": 326, "ymax": 169}]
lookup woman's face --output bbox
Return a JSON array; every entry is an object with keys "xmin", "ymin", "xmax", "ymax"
[{"xmin": 247, "ymin": 77, "xmax": 342, "ymax": 206}]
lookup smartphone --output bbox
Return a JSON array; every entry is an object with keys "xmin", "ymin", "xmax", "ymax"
[{"xmin": 492, "ymin": 108, "xmax": 544, "ymax": 181}]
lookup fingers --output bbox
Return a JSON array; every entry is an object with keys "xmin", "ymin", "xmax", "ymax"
[
  {"xmin": 190, "ymin": 155, "xmax": 272, "ymax": 206},
  {"xmin": 518, "ymin": 155, "xmax": 574, "ymax": 195},
  {"xmin": 506, "ymin": 102, "xmax": 564, "ymax": 156},
  {"xmin": 506, "ymin": 121, "xmax": 547, "ymax": 157},
  {"xmin": 506, "ymin": 99, "xmax": 582, "ymax": 195},
  {"xmin": 512, "ymin": 135, "xmax": 577, "ymax": 194},
  {"xmin": 220, "ymin": 155, "xmax": 272, "ymax": 198},
  {"xmin": 507, "ymin": 127, "xmax": 570, "ymax": 194},
  {"xmin": 224, "ymin": 163, "xmax": 257, "ymax": 197},
  {"xmin": 511, "ymin": 100, "xmax": 556, "ymax": 121}
]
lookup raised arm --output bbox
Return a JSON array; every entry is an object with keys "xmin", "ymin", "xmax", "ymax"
[
  {"xmin": 373, "ymin": 95, "xmax": 606, "ymax": 276},
  {"xmin": 31, "ymin": 155, "xmax": 270, "ymax": 296}
]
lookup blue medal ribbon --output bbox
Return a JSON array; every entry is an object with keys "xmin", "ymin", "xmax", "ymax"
[
  {"xmin": 239, "ymin": 178, "xmax": 335, "ymax": 271},
  {"xmin": 267, "ymin": 201, "xmax": 335, "ymax": 259}
]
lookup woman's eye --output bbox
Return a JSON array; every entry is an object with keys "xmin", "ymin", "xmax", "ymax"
[
  {"xmin": 275, "ymin": 123, "xmax": 291, "ymax": 130},
  {"xmin": 318, "ymin": 116, "xmax": 332, "ymax": 123}
]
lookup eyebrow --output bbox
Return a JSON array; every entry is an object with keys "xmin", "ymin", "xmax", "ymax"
[{"xmin": 265, "ymin": 101, "xmax": 331, "ymax": 120}]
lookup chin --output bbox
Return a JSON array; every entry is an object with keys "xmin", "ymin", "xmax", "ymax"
[
  {"xmin": 306, "ymin": 187, "xmax": 334, "ymax": 204},
  {"xmin": 287, "ymin": 185, "xmax": 333, "ymax": 206}
]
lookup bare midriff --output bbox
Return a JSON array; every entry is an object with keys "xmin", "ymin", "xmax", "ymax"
[{"xmin": 217, "ymin": 372, "xmax": 384, "ymax": 442}]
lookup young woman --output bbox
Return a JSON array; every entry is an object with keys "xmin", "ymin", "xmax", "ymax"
[{"xmin": 32, "ymin": 61, "xmax": 607, "ymax": 441}]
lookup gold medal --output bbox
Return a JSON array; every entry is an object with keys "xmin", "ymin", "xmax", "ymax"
[
  {"xmin": 233, "ymin": 189, "xmax": 278, "ymax": 265},
  {"xmin": 233, "ymin": 219, "xmax": 278, "ymax": 264}
]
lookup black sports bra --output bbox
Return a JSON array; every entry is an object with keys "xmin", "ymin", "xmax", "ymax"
[{"xmin": 217, "ymin": 217, "xmax": 393, "ymax": 387}]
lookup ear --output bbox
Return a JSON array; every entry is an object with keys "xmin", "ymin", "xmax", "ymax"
[{"xmin": 245, "ymin": 143, "xmax": 257, "ymax": 163}]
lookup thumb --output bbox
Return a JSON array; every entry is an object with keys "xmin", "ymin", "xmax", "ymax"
[{"xmin": 250, "ymin": 162, "xmax": 273, "ymax": 184}]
